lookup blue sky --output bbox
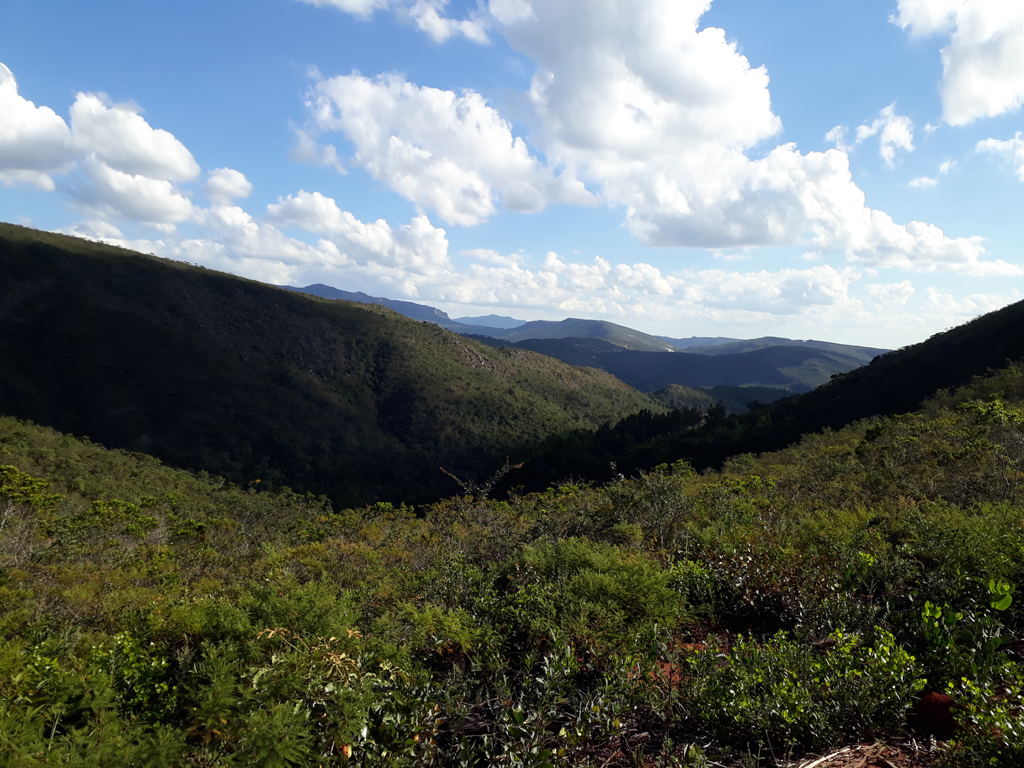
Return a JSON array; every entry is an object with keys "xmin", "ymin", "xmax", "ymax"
[{"xmin": 2, "ymin": 0, "xmax": 1023, "ymax": 347}]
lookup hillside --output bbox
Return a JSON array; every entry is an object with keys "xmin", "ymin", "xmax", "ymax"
[
  {"xmin": 0, "ymin": 223, "xmax": 660, "ymax": 506},
  {"xmin": 520, "ymin": 295, "xmax": 1024, "ymax": 485},
  {"xmin": 2, "ymin": 366, "xmax": 1022, "ymax": 765},
  {"xmin": 749, "ymin": 295, "xmax": 1024, "ymax": 450}
]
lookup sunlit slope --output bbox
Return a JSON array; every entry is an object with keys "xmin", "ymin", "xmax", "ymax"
[{"xmin": 0, "ymin": 223, "xmax": 660, "ymax": 505}]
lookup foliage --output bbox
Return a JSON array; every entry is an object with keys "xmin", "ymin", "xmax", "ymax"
[
  {"xmin": 3, "ymin": 321, "xmax": 1024, "ymax": 762},
  {"xmin": 0, "ymin": 223, "xmax": 660, "ymax": 508}
]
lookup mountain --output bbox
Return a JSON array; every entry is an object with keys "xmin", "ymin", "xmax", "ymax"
[
  {"xmin": 495, "ymin": 318, "xmax": 679, "ymax": 351},
  {"xmin": 285, "ymin": 284, "xmax": 520, "ymax": 337},
  {"xmin": 0, "ymin": 223, "xmax": 662, "ymax": 506},
  {"xmin": 471, "ymin": 336, "xmax": 868, "ymax": 392},
  {"xmin": 290, "ymin": 288, "xmax": 679, "ymax": 352},
  {"xmin": 453, "ymin": 314, "xmax": 526, "ymax": 329},
  {"xmin": 686, "ymin": 336, "xmax": 887, "ymax": 362},
  {"xmin": 287, "ymin": 286, "xmax": 889, "ymax": 369},
  {"xmin": 522, "ymin": 295, "xmax": 1024, "ymax": 484}
]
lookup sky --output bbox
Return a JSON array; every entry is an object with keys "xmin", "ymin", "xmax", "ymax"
[{"xmin": 2, "ymin": 0, "xmax": 1023, "ymax": 348}]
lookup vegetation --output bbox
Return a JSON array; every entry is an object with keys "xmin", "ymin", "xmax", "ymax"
[
  {"xmin": 3, "ymin": 359, "xmax": 1024, "ymax": 765},
  {"xmin": 0, "ymin": 224, "xmax": 659, "ymax": 508}
]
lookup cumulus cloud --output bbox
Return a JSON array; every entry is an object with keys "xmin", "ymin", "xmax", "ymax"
[
  {"xmin": 855, "ymin": 103, "xmax": 915, "ymax": 166},
  {"xmin": 0, "ymin": 62, "xmax": 77, "ymax": 190},
  {"xmin": 461, "ymin": 248, "xmax": 525, "ymax": 265},
  {"xmin": 289, "ymin": 126, "xmax": 346, "ymax": 173},
  {"xmin": 408, "ymin": 0, "xmax": 490, "ymax": 43},
  {"xmin": 69, "ymin": 93, "xmax": 200, "ymax": 181},
  {"xmin": 909, "ymin": 176, "xmax": 938, "ymax": 188},
  {"xmin": 203, "ymin": 168, "xmax": 254, "ymax": 206},
  {"xmin": 69, "ymin": 156, "xmax": 198, "ymax": 229},
  {"xmin": 267, "ymin": 190, "xmax": 452, "ymax": 275},
  {"xmin": 287, "ymin": 3, "xmax": 1004, "ymax": 276},
  {"xmin": 302, "ymin": 72, "xmax": 593, "ymax": 225},
  {"xmin": 486, "ymin": 1, "xmax": 987, "ymax": 273},
  {"xmin": 939, "ymin": 159, "xmax": 956, "ymax": 174},
  {"xmin": 926, "ymin": 286, "xmax": 1021, "ymax": 316},
  {"xmin": 679, "ymin": 265, "xmax": 859, "ymax": 314},
  {"xmin": 825, "ymin": 125, "xmax": 852, "ymax": 152},
  {"xmin": 893, "ymin": 0, "xmax": 1024, "ymax": 125},
  {"xmin": 415, "ymin": 252, "xmax": 863, "ymax": 323},
  {"xmin": 0, "ymin": 60, "xmax": 204, "ymax": 230},
  {"xmin": 976, "ymin": 132, "xmax": 1024, "ymax": 181},
  {"xmin": 866, "ymin": 280, "xmax": 915, "ymax": 306}
]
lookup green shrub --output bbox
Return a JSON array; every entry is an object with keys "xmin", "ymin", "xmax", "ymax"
[{"xmin": 682, "ymin": 628, "xmax": 925, "ymax": 752}]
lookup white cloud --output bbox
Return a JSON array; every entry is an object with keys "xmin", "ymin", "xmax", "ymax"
[
  {"xmin": 926, "ymin": 286, "xmax": 1021, "ymax": 316},
  {"xmin": 894, "ymin": 0, "xmax": 1024, "ymax": 125},
  {"xmin": 855, "ymin": 103, "xmax": 915, "ymax": 167},
  {"xmin": 976, "ymin": 132, "xmax": 1024, "ymax": 181},
  {"xmin": 286, "ymin": 3, "xmax": 1001, "ymax": 277},
  {"xmin": 487, "ymin": 0, "xmax": 533, "ymax": 24},
  {"xmin": 0, "ymin": 62, "xmax": 77, "ymax": 190},
  {"xmin": 408, "ymin": 0, "xmax": 490, "ymax": 43},
  {"xmin": 297, "ymin": 0, "xmax": 491, "ymax": 41},
  {"xmin": 203, "ymin": 168, "xmax": 254, "ymax": 206},
  {"xmin": 461, "ymin": 248, "xmax": 525, "ymax": 265},
  {"xmin": 289, "ymin": 126, "xmax": 346, "ymax": 173},
  {"xmin": 939, "ymin": 159, "xmax": 956, "ymax": 174},
  {"xmin": 866, "ymin": 280, "xmax": 915, "ymax": 306},
  {"xmin": 69, "ymin": 92, "xmax": 200, "ymax": 181},
  {"xmin": 909, "ymin": 176, "xmax": 938, "ymax": 188},
  {"xmin": 679, "ymin": 265, "xmax": 859, "ymax": 315},
  {"xmin": 267, "ymin": 189, "xmax": 452, "ymax": 275},
  {"xmin": 70, "ymin": 156, "xmax": 198, "ymax": 228},
  {"xmin": 295, "ymin": 0, "xmax": 391, "ymax": 19},
  {"xmin": 825, "ymin": 125, "xmax": 851, "ymax": 152},
  {"xmin": 0, "ymin": 169, "xmax": 61, "ymax": 191},
  {"xmin": 302, "ymin": 72, "xmax": 593, "ymax": 225},
  {"xmin": 482, "ymin": 1, "xmax": 987, "ymax": 273}
]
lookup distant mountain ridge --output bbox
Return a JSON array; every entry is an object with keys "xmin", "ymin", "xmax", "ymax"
[
  {"xmin": 471, "ymin": 336, "xmax": 870, "ymax": 392},
  {"xmin": 453, "ymin": 314, "xmax": 526, "ymax": 329},
  {"xmin": 286, "ymin": 284, "xmax": 887, "ymax": 363},
  {"xmin": 686, "ymin": 337, "xmax": 886, "ymax": 362}
]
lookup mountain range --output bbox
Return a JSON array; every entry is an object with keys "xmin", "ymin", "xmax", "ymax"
[
  {"xmin": 6, "ymin": 222, "xmax": 1022, "ymax": 508},
  {"xmin": 286, "ymin": 284, "xmax": 888, "ymax": 395}
]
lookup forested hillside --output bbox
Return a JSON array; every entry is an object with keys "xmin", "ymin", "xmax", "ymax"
[
  {"xmin": 0, "ymin": 224, "xmax": 659, "ymax": 507},
  {"xmin": 519, "ymin": 296, "xmax": 1024, "ymax": 487},
  {"xmin": 2, "ymin": 365, "xmax": 1023, "ymax": 765}
]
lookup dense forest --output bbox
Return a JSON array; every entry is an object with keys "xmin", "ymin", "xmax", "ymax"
[
  {"xmin": 2, "ymin": 225, "xmax": 1024, "ymax": 765},
  {"xmin": 0, "ymin": 224, "xmax": 659, "ymax": 507}
]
